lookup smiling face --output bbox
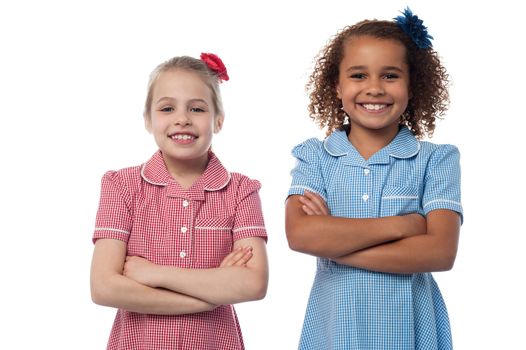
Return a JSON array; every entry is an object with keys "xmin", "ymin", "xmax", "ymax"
[
  {"xmin": 336, "ymin": 35, "xmax": 410, "ymax": 139},
  {"xmin": 146, "ymin": 68, "xmax": 223, "ymax": 174}
]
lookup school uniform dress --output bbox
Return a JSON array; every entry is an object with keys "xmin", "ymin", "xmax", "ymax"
[
  {"xmin": 93, "ymin": 150, "xmax": 267, "ymax": 350},
  {"xmin": 288, "ymin": 127, "xmax": 463, "ymax": 350}
]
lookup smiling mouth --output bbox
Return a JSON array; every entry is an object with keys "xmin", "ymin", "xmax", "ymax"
[
  {"xmin": 170, "ymin": 134, "xmax": 196, "ymax": 140},
  {"xmin": 360, "ymin": 103, "xmax": 390, "ymax": 111}
]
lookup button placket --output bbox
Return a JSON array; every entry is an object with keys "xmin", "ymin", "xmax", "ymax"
[{"xmin": 179, "ymin": 198, "xmax": 191, "ymax": 260}]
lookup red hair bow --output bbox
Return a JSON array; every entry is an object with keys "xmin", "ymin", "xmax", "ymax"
[{"xmin": 200, "ymin": 53, "xmax": 229, "ymax": 82}]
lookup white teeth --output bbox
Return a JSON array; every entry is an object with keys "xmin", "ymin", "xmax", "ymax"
[
  {"xmin": 362, "ymin": 104, "xmax": 387, "ymax": 110},
  {"xmin": 172, "ymin": 134, "xmax": 195, "ymax": 140}
]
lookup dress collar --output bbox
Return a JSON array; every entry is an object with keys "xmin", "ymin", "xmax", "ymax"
[
  {"xmin": 141, "ymin": 150, "xmax": 231, "ymax": 199},
  {"xmin": 323, "ymin": 127, "xmax": 420, "ymax": 165}
]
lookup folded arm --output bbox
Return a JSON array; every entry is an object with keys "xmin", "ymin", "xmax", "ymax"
[
  {"xmin": 123, "ymin": 237, "xmax": 268, "ymax": 305},
  {"xmin": 90, "ymin": 239, "xmax": 216, "ymax": 315},
  {"xmin": 334, "ymin": 209, "xmax": 461, "ymax": 273},
  {"xmin": 285, "ymin": 192, "xmax": 426, "ymax": 258}
]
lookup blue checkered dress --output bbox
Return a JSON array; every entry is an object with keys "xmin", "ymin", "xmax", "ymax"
[{"xmin": 288, "ymin": 127, "xmax": 463, "ymax": 350}]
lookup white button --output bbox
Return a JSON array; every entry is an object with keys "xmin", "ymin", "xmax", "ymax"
[
  {"xmin": 362, "ymin": 194, "xmax": 369, "ymax": 201},
  {"xmin": 179, "ymin": 251, "xmax": 187, "ymax": 258},
  {"xmin": 182, "ymin": 200, "xmax": 189, "ymax": 207},
  {"xmin": 364, "ymin": 169, "xmax": 370, "ymax": 175},
  {"xmin": 181, "ymin": 226, "xmax": 188, "ymax": 233}
]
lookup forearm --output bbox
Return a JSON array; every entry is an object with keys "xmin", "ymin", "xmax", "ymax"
[
  {"xmin": 150, "ymin": 265, "xmax": 267, "ymax": 305},
  {"xmin": 290, "ymin": 215, "xmax": 414, "ymax": 258},
  {"xmin": 91, "ymin": 273, "xmax": 215, "ymax": 315},
  {"xmin": 124, "ymin": 238, "xmax": 269, "ymax": 305},
  {"xmin": 333, "ymin": 234, "xmax": 455, "ymax": 273},
  {"xmin": 286, "ymin": 194, "xmax": 424, "ymax": 258},
  {"xmin": 334, "ymin": 210, "xmax": 461, "ymax": 274},
  {"xmin": 90, "ymin": 239, "xmax": 214, "ymax": 315}
]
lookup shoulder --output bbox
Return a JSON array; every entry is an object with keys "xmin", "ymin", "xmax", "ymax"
[
  {"xmin": 102, "ymin": 164, "xmax": 142, "ymax": 184},
  {"xmin": 418, "ymin": 141, "xmax": 460, "ymax": 161},
  {"xmin": 291, "ymin": 137, "xmax": 327, "ymax": 163},
  {"xmin": 99, "ymin": 162, "xmax": 144, "ymax": 197},
  {"xmin": 292, "ymin": 137, "xmax": 324, "ymax": 153},
  {"xmin": 228, "ymin": 172, "xmax": 262, "ymax": 198},
  {"xmin": 416, "ymin": 141, "xmax": 461, "ymax": 177}
]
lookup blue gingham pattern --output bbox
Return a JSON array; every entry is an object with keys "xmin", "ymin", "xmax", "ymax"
[{"xmin": 288, "ymin": 127, "xmax": 462, "ymax": 350}]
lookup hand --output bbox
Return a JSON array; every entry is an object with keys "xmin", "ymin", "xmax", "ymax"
[
  {"xmin": 299, "ymin": 191, "xmax": 330, "ymax": 216},
  {"xmin": 123, "ymin": 256, "xmax": 159, "ymax": 287},
  {"xmin": 219, "ymin": 247, "xmax": 253, "ymax": 268},
  {"xmin": 401, "ymin": 213, "xmax": 427, "ymax": 238}
]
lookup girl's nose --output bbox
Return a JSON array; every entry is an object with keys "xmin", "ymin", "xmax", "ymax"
[
  {"xmin": 173, "ymin": 110, "xmax": 191, "ymax": 125},
  {"xmin": 365, "ymin": 79, "xmax": 385, "ymax": 96}
]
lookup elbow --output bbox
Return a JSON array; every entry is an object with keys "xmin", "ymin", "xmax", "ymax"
[
  {"xmin": 90, "ymin": 284, "xmax": 105, "ymax": 306},
  {"xmin": 251, "ymin": 275, "xmax": 269, "ymax": 301},
  {"xmin": 440, "ymin": 255, "xmax": 456, "ymax": 271},
  {"xmin": 91, "ymin": 282, "xmax": 107, "ymax": 306},
  {"xmin": 433, "ymin": 252, "xmax": 457, "ymax": 272},
  {"xmin": 243, "ymin": 273, "xmax": 268, "ymax": 301},
  {"xmin": 251, "ymin": 282, "xmax": 268, "ymax": 301},
  {"xmin": 285, "ymin": 225, "xmax": 311, "ymax": 254},
  {"xmin": 90, "ymin": 277, "xmax": 115, "ymax": 306},
  {"xmin": 286, "ymin": 234, "xmax": 304, "ymax": 253}
]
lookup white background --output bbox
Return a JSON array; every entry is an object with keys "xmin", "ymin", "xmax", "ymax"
[{"xmin": 1, "ymin": 0, "xmax": 524, "ymax": 349}]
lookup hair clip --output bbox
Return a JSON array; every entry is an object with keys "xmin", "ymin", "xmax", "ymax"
[
  {"xmin": 200, "ymin": 53, "xmax": 229, "ymax": 82},
  {"xmin": 394, "ymin": 7, "xmax": 433, "ymax": 49}
]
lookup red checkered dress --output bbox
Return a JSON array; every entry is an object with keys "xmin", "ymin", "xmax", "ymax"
[{"xmin": 93, "ymin": 151, "xmax": 267, "ymax": 350}]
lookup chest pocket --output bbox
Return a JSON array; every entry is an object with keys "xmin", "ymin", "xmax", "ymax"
[
  {"xmin": 194, "ymin": 215, "xmax": 234, "ymax": 268},
  {"xmin": 380, "ymin": 186, "xmax": 420, "ymax": 217}
]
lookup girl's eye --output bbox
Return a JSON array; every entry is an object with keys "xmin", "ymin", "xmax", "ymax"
[
  {"xmin": 350, "ymin": 73, "xmax": 366, "ymax": 79},
  {"xmin": 190, "ymin": 107, "xmax": 206, "ymax": 113},
  {"xmin": 160, "ymin": 106, "xmax": 174, "ymax": 112},
  {"xmin": 383, "ymin": 73, "xmax": 399, "ymax": 80}
]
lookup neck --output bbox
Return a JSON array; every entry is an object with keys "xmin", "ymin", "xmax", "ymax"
[
  {"xmin": 161, "ymin": 152, "xmax": 210, "ymax": 189},
  {"xmin": 348, "ymin": 125, "xmax": 399, "ymax": 160}
]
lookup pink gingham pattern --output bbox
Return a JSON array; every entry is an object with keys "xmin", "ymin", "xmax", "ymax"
[{"xmin": 93, "ymin": 150, "xmax": 267, "ymax": 349}]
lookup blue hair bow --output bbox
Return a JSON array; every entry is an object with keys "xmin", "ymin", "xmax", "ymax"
[{"xmin": 394, "ymin": 7, "xmax": 433, "ymax": 49}]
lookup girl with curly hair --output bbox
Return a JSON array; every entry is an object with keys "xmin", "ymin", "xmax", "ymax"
[{"xmin": 286, "ymin": 8, "xmax": 462, "ymax": 349}]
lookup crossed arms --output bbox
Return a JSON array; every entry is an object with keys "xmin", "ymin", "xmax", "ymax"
[
  {"xmin": 90, "ymin": 236, "xmax": 268, "ymax": 315},
  {"xmin": 285, "ymin": 191, "xmax": 461, "ymax": 274}
]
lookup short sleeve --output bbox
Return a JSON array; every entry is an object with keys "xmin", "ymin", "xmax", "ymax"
[
  {"xmin": 422, "ymin": 144, "xmax": 463, "ymax": 223},
  {"xmin": 92, "ymin": 171, "xmax": 133, "ymax": 243},
  {"xmin": 232, "ymin": 177, "xmax": 267, "ymax": 242},
  {"xmin": 288, "ymin": 139, "xmax": 327, "ymax": 201}
]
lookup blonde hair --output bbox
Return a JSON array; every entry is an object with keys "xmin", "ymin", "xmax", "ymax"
[{"xmin": 143, "ymin": 56, "xmax": 225, "ymax": 121}]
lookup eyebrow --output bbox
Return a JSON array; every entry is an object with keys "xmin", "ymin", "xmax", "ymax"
[
  {"xmin": 155, "ymin": 97, "xmax": 209, "ymax": 105},
  {"xmin": 345, "ymin": 65, "xmax": 405, "ymax": 73}
]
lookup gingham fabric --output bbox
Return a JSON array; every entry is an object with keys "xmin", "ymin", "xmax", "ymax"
[
  {"xmin": 93, "ymin": 150, "xmax": 267, "ymax": 350},
  {"xmin": 288, "ymin": 127, "xmax": 463, "ymax": 350}
]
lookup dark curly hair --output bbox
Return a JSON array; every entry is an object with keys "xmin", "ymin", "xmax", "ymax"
[{"xmin": 306, "ymin": 20, "xmax": 449, "ymax": 138}]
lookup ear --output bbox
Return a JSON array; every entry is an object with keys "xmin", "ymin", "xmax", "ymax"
[
  {"xmin": 144, "ymin": 113, "xmax": 152, "ymax": 133},
  {"xmin": 214, "ymin": 114, "xmax": 224, "ymax": 134},
  {"xmin": 336, "ymin": 83, "xmax": 342, "ymax": 99}
]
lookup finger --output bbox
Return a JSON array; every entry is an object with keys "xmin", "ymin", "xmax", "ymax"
[
  {"xmin": 300, "ymin": 196, "xmax": 325, "ymax": 215},
  {"xmin": 303, "ymin": 191, "xmax": 326, "ymax": 207},
  {"xmin": 304, "ymin": 192, "xmax": 329, "ymax": 215},
  {"xmin": 219, "ymin": 247, "xmax": 243, "ymax": 267},
  {"xmin": 232, "ymin": 247, "xmax": 253, "ymax": 266},
  {"xmin": 301, "ymin": 204, "xmax": 316, "ymax": 216}
]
